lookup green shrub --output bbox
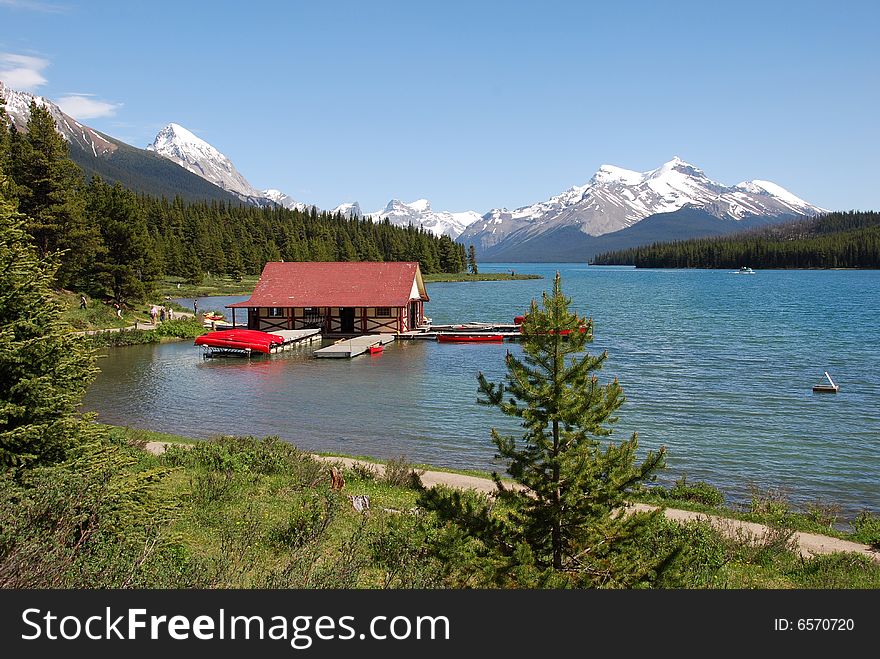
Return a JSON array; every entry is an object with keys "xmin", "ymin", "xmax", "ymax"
[
  {"xmin": 383, "ymin": 455, "xmax": 424, "ymax": 489},
  {"xmin": 852, "ymin": 510, "xmax": 880, "ymax": 549},
  {"xmin": 791, "ymin": 552, "xmax": 880, "ymax": 589},
  {"xmin": 347, "ymin": 462, "xmax": 379, "ymax": 482},
  {"xmin": 267, "ymin": 491, "xmax": 339, "ymax": 549},
  {"xmin": 804, "ymin": 500, "xmax": 842, "ymax": 530},
  {"xmin": 667, "ymin": 475, "xmax": 724, "ymax": 507},
  {"xmin": 749, "ymin": 484, "xmax": 791, "ymax": 522}
]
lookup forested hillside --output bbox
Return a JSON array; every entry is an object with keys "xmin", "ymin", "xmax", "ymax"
[
  {"xmin": 0, "ymin": 98, "xmax": 465, "ymax": 302},
  {"xmin": 591, "ymin": 211, "xmax": 880, "ymax": 269}
]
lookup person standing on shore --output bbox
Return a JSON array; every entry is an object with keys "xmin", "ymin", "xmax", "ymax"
[
  {"xmin": 193, "ymin": 299, "xmax": 198, "ymax": 316},
  {"xmin": 167, "ymin": 306, "xmax": 174, "ymax": 321},
  {"xmin": 79, "ymin": 294, "xmax": 87, "ymax": 309}
]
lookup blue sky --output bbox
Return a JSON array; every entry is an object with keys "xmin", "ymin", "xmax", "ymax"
[{"xmin": 2, "ymin": 0, "xmax": 878, "ymax": 213}]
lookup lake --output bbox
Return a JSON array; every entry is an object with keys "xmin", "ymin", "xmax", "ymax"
[{"xmin": 83, "ymin": 265, "xmax": 880, "ymax": 518}]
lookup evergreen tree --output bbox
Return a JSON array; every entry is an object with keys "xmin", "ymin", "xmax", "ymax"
[
  {"xmin": 87, "ymin": 179, "xmax": 161, "ymax": 302},
  {"xmin": 467, "ymin": 244, "xmax": 478, "ymax": 274},
  {"xmin": 0, "ymin": 184, "xmax": 98, "ymax": 468},
  {"xmin": 421, "ymin": 273, "xmax": 674, "ymax": 587},
  {"xmin": 7, "ymin": 102, "xmax": 102, "ymax": 289}
]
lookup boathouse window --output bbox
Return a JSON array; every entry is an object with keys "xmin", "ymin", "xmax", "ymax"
[
  {"xmin": 268, "ymin": 307, "xmax": 284, "ymax": 317},
  {"xmin": 376, "ymin": 307, "xmax": 391, "ymax": 317}
]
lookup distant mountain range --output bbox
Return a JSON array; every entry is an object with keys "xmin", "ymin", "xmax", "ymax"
[
  {"xmin": 1, "ymin": 81, "xmax": 826, "ymax": 259},
  {"xmin": 459, "ymin": 157, "xmax": 825, "ymax": 261}
]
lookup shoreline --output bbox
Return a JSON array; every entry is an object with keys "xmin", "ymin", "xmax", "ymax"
[{"xmin": 127, "ymin": 429, "xmax": 878, "ymax": 563}]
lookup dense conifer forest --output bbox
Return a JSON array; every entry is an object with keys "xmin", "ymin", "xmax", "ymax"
[
  {"xmin": 591, "ymin": 211, "xmax": 880, "ymax": 269},
  {"xmin": 0, "ymin": 98, "xmax": 466, "ymax": 303}
]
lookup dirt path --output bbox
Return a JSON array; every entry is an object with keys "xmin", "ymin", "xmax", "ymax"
[
  {"xmin": 144, "ymin": 442, "xmax": 878, "ymax": 562},
  {"xmin": 71, "ymin": 310, "xmax": 198, "ymax": 336}
]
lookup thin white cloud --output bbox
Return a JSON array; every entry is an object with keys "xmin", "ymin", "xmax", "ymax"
[
  {"xmin": 0, "ymin": 52, "xmax": 49, "ymax": 90},
  {"xmin": 57, "ymin": 94, "xmax": 122, "ymax": 119},
  {"xmin": 0, "ymin": 0, "xmax": 68, "ymax": 13}
]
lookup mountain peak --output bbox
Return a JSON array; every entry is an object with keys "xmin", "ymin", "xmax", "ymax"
[
  {"xmin": 592, "ymin": 164, "xmax": 643, "ymax": 185},
  {"xmin": 371, "ymin": 198, "xmax": 479, "ymax": 238},
  {"xmin": 149, "ymin": 123, "xmax": 217, "ymax": 154},
  {"xmin": 146, "ymin": 122, "xmax": 264, "ymax": 200},
  {"xmin": 653, "ymin": 156, "xmax": 703, "ymax": 177}
]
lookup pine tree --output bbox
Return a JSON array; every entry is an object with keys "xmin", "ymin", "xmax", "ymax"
[
  {"xmin": 421, "ymin": 273, "xmax": 674, "ymax": 587},
  {"xmin": 87, "ymin": 179, "xmax": 160, "ymax": 302},
  {"xmin": 467, "ymin": 244, "xmax": 478, "ymax": 274},
  {"xmin": 7, "ymin": 101, "xmax": 101, "ymax": 289},
  {"xmin": 0, "ymin": 183, "xmax": 98, "ymax": 468}
]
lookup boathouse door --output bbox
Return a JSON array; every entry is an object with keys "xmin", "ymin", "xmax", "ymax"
[
  {"xmin": 409, "ymin": 301, "xmax": 419, "ymax": 329},
  {"xmin": 340, "ymin": 307, "xmax": 356, "ymax": 333}
]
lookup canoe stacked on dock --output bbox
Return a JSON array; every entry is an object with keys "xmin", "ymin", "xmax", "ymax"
[{"xmin": 194, "ymin": 329, "xmax": 284, "ymax": 354}]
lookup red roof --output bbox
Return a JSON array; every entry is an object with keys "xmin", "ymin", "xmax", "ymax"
[{"xmin": 227, "ymin": 262, "xmax": 429, "ymax": 309}]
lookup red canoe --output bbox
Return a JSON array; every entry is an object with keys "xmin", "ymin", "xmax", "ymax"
[
  {"xmin": 437, "ymin": 334, "xmax": 504, "ymax": 343},
  {"xmin": 195, "ymin": 329, "xmax": 285, "ymax": 354},
  {"xmin": 369, "ymin": 345, "xmax": 384, "ymax": 355}
]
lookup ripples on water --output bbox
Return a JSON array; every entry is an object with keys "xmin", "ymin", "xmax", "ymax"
[{"xmin": 84, "ymin": 266, "xmax": 880, "ymax": 517}]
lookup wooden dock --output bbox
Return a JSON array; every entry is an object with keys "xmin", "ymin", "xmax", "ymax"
[
  {"xmin": 398, "ymin": 322, "xmax": 523, "ymax": 341},
  {"xmin": 271, "ymin": 329, "xmax": 322, "ymax": 352},
  {"xmin": 314, "ymin": 334, "xmax": 396, "ymax": 359}
]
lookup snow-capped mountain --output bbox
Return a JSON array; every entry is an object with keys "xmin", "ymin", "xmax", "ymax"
[
  {"xmin": 1, "ymin": 81, "xmax": 240, "ymax": 203},
  {"xmin": 332, "ymin": 202, "xmax": 363, "ymax": 218},
  {"xmin": 263, "ymin": 188, "xmax": 311, "ymax": 212},
  {"xmin": 1, "ymin": 80, "xmax": 117, "ymax": 158},
  {"xmin": 368, "ymin": 199, "xmax": 481, "ymax": 238},
  {"xmin": 459, "ymin": 157, "xmax": 825, "ymax": 255},
  {"xmin": 145, "ymin": 123, "xmax": 314, "ymax": 209},
  {"xmin": 146, "ymin": 123, "xmax": 270, "ymax": 202}
]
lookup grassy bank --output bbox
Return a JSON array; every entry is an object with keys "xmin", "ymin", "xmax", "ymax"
[
  {"xmin": 634, "ymin": 476, "xmax": 880, "ymax": 548},
  {"xmin": 67, "ymin": 425, "xmax": 878, "ymax": 589},
  {"xmin": 58, "ymin": 291, "xmax": 148, "ymax": 330},
  {"xmin": 86, "ymin": 318, "xmax": 206, "ymax": 347},
  {"xmin": 423, "ymin": 272, "xmax": 542, "ymax": 282},
  {"xmin": 59, "ymin": 290, "xmax": 195, "ymax": 332}
]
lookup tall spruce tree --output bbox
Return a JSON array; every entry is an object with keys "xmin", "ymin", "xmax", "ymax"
[
  {"xmin": 421, "ymin": 273, "xmax": 675, "ymax": 587},
  {"xmin": 7, "ymin": 101, "xmax": 101, "ymax": 289},
  {"xmin": 86, "ymin": 179, "xmax": 160, "ymax": 302},
  {"xmin": 0, "ymin": 184, "xmax": 98, "ymax": 468},
  {"xmin": 467, "ymin": 244, "xmax": 478, "ymax": 274}
]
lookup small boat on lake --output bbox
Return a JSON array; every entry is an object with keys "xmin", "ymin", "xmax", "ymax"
[
  {"xmin": 734, "ymin": 266, "xmax": 756, "ymax": 274},
  {"xmin": 437, "ymin": 334, "xmax": 504, "ymax": 343},
  {"xmin": 368, "ymin": 345, "xmax": 384, "ymax": 355},
  {"xmin": 195, "ymin": 329, "xmax": 284, "ymax": 355},
  {"xmin": 812, "ymin": 371, "xmax": 839, "ymax": 393}
]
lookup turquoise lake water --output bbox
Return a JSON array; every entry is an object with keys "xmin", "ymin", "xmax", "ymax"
[{"xmin": 83, "ymin": 265, "xmax": 880, "ymax": 518}]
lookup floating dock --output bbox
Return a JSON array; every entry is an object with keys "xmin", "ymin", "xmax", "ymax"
[
  {"xmin": 398, "ymin": 322, "xmax": 523, "ymax": 341},
  {"xmin": 199, "ymin": 328, "xmax": 322, "ymax": 357},
  {"xmin": 271, "ymin": 329, "xmax": 323, "ymax": 351},
  {"xmin": 314, "ymin": 334, "xmax": 396, "ymax": 359}
]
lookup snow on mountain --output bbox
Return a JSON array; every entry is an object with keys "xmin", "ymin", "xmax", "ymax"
[
  {"xmin": 332, "ymin": 202, "xmax": 363, "ymax": 218},
  {"xmin": 263, "ymin": 188, "xmax": 311, "ymax": 212},
  {"xmin": 146, "ymin": 123, "xmax": 268, "ymax": 201},
  {"xmin": 368, "ymin": 199, "xmax": 481, "ymax": 238},
  {"xmin": 0, "ymin": 80, "xmax": 117, "ymax": 158},
  {"xmin": 460, "ymin": 156, "xmax": 825, "ymax": 252}
]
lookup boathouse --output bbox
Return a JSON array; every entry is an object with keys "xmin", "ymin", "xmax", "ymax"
[{"xmin": 226, "ymin": 261, "xmax": 429, "ymax": 335}]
